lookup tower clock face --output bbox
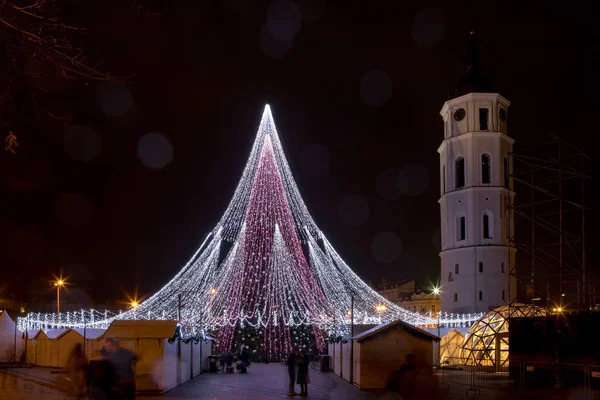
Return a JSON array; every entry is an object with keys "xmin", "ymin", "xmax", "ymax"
[
  {"xmin": 454, "ymin": 108, "xmax": 466, "ymax": 121},
  {"xmin": 499, "ymin": 108, "xmax": 506, "ymax": 121}
]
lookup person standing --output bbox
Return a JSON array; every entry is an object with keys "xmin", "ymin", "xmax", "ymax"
[
  {"xmin": 104, "ymin": 338, "xmax": 138, "ymax": 400},
  {"xmin": 286, "ymin": 349, "xmax": 298, "ymax": 396},
  {"xmin": 67, "ymin": 343, "xmax": 87, "ymax": 398},
  {"xmin": 296, "ymin": 350, "xmax": 310, "ymax": 397}
]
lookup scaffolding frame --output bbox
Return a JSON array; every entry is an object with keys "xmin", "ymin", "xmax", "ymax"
[{"xmin": 507, "ymin": 134, "xmax": 592, "ymax": 312}]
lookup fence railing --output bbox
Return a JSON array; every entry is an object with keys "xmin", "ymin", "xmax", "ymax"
[{"xmin": 439, "ymin": 357, "xmax": 600, "ymax": 399}]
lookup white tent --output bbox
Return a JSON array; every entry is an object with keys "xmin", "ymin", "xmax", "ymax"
[
  {"xmin": 0, "ymin": 310, "xmax": 23, "ymax": 363},
  {"xmin": 440, "ymin": 328, "xmax": 465, "ymax": 366}
]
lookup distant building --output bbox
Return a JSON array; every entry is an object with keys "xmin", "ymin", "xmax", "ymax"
[
  {"xmin": 375, "ymin": 280, "xmax": 440, "ymax": 315},
  {"xmin": 397, "ymin": 291, "xmax": 439, "ymax": 315},
  {"xmin": 0, "ymin": 298, "xmax": 27, "ymax": 315},
  {"xmin": 374, "ymin": 280, "xmax": 416, "ymax": 303}
]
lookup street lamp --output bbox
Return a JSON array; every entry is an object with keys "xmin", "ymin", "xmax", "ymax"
[
  {"xmin": 375, "ymin": 304, "xmax": 387, "ymax": 324},
  {"xmin": 54, "ymin": 278, "xmax": 65, "ymax": 314},
  {"xmin": 432, "ymin": 286, "xmax": 441, "ymax": 367},
  {"xmin": 130, "ymin": 301, "xmax": 139, "ymax": 309}
]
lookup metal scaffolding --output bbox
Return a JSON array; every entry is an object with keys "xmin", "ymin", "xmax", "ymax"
[{"xmin": 507, "ymin": 134, "xmax": 592, "ymax": 311}]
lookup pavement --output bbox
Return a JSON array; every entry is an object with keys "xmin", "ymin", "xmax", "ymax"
[{"xmin": 0, "ymin": 369, "xmax": 68, "ymax": 400}]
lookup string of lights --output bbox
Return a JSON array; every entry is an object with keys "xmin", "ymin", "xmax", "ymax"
[{"xmin": 18, "ymin": 105, "xmax": 483, "ymax": 349}]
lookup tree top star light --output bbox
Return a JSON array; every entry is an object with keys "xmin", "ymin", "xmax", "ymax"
[{"xmin": 19, "ymin": 105, "xmax": 482, "ymax": 354}]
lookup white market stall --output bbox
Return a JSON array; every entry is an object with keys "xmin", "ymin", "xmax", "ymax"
[
  {"xmin": 0, "ymin": 311, "xmax": 23, "ymax": 363},
  {"xmin": 31, "ymin": 330, "xmax": 51, "ymax": 366},
  {"xmin": 73, "ymin": 328, "xmax": 107, "ymax": 360},
  {"xmin": 102, "ymin": 320, "xmax": 180, "ymax": 394},
  {"xmin": 24, "ymin": 329, "xmax": 41, "ymax": 364}
]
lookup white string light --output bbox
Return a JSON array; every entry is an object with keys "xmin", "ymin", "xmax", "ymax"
[{"xmin": 18, "ymin": 105, "xmax": 483, "ymax": 347}]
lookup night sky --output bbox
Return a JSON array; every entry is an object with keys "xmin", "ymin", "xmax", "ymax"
[{"xmin": 1, "ymin": 1, "xmax": 596, "ymax": 307}]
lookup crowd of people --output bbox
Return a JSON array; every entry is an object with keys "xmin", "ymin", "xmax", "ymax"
[
  {"xmin": 66, "ymin": 338, "xmax": 138, "ymax": 400},
  {"xmin": 218, "ymin": 345, "xmax": 251, "ymax": 374}
]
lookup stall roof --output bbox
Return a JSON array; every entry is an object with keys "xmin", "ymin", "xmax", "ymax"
[
  {"xmin": 103, "ymin": 320, "xmax": 177, "ymax": 339},
  {"xmin": 26, "ymin": 329, "xmax": 40, "ymax": 339},
  {"xmin": 73, "ymin": 328, "xmax": 107, "ymax": 339},
  {"xmin": 0, "ymin": 311, "xmax": 22, "ymax": 337},
  {"xmin": 45, "ymin": 329, "xmax": 70, "ymax": 339},
  {"xmin": 352, "ymin": 320, "xmax": 440, "ymax": 343}
]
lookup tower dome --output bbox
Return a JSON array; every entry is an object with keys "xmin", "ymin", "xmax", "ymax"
[{"xmin": 453, "ymin": 32, "xmax": 494, "ymax": 97}]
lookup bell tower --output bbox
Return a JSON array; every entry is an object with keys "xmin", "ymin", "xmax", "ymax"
[{"xmin": 438, "ymin": 33, "xmax": 517, "ymax": 314}]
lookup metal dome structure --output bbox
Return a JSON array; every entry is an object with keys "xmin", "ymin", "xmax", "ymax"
[{"xmin": 460, "ymin": 304, "xmax": 547, "ymax": 369}]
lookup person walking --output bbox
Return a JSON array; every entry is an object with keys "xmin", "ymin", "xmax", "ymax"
[
  {"xmin": 296, "ymin": 350, "xmax": 310, "ymax": 397},
  {"xmin": 67, "ymin": 343, "xmax": 87, "ymax": 398},
  {"xmin": 286, "ymin": 349, "xmax": 298, "ymax": 396},
  {"xmin": 104, "ymin": 338, "xmax": 138, "ymax": 400}
]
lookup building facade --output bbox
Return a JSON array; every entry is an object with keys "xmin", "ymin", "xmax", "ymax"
[
  {"xmin": 397, "ymin": 291, "xmax": 439, "ymax": 315},
  {"xmin": 375, "ymin": 280, "xmax": 416, "ymax": 304},
  {"xmin": 438, "ymin": 35, "xmax": 517, "ymax": 314}
]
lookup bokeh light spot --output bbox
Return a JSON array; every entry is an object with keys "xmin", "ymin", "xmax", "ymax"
[
  {"xmin": 300, "ymin": 143, "xmax": 331, "ymax": 177},
  {"xmin": 56, "ymin": 193, "xmax": 93, "ymax": 228},
  {"xmin": 260, "ymin": 25, "xmax": 293, "ymax": 59},
  {"xmin": 398, "ymin": 163, "xmax": 430, "ymax": 196},
  {"xmin": 64, "ymin": 125, "xmax": 102, "ymax": 162},
  {"xmin": 266, "ymin": 0, "xmax": 302, "ymax": 41},
  {"xmin": 376, "ymin": 168, "xmax": 402, "ymax": 200},
  {"xmin": 137, "ymin": 132, "xmax": 173, "ymax": 170},
  {"xmin": 95, "ymin": 82, "xmax": 134, "ymax": 118},
  {"xmin": 338, "ymin": 195, "xmax": 370, "ymax": 227},
  {"xmin": 360, "ymin": 70, "xmax": 393, "ymax": 107},
  {"xmin": 371, "ymin": 232, "xmax": 403, "ymax": 263},
  {"xmin": 412, "ymin": 7, "xmax": 447, "ymax": 48}
]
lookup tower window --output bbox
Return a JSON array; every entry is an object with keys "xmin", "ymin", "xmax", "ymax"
[
  {"xmin": 432, "ymin": 304, "xmax": 436, "ymax": 312},
  {"xmin": 479, "ymin": 262, "xmax": 484, "ymax": 273},
  {"xmin": 455, "ymin": 264, "xmax": 459, "ymax": 274},
  {"xmin": 501, "ymin": 262, "xmax": 505, "ymax": 273},
  {"xmin": 448, "ymin": 272, "xmax": 454, "ymax": 282},
  {"xmin": 456, "ymin": 158, "xmax": 465, "ymax": 188},
  {"xmin": 454, "ymin": 293, "xmax": 458, "ymax": 302},
  {"xmin": 483, "ymin": 214, "xmax": 491, "ymax": 239},
  {"xmin": 442, "ymin": 165, "xmax": 446, "ymax": 194},
  {"xmin": 458, "ymin": 216, "xmax": 466, "ymax": 241},
  {"xmin": 504, "ymin": 156, "xmax": 509, "ymax": 188},
  {"xmin": 502, "ymin": 289, "xmax": 506, "ymax": 301},
  {"xmin": 479, "ymin": 291, "xmax": 483, "ymax": 301},
  {"xmin": 479, "ymin": 108, "xmax": 489, "ymax": 130},
  {"xmin": 481, "ymin": 154, "xmax": 491, "ymax": 184}
]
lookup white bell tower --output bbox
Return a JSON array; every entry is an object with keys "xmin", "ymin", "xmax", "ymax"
[{"xmin": 438, "ymin": 33, "xmax": 517, "ymax": 314}]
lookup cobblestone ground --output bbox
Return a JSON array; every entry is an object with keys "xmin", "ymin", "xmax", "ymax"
[
  {"xmin": 0, "ymin": 370, "xmax": 67, "ymax": 400},
  {"xmin": 147, "ymin": 363, "xmax": 376, "ymax": 400}
]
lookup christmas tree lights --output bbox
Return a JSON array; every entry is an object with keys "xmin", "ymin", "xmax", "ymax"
[{"xmin": 19, "ymin": 105, "xmax": 484, "ymax": 351}]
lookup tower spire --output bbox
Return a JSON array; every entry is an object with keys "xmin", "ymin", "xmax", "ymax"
[{"xmin": 468, "ymin": 31, "xmax": 479, "ymax": 71}]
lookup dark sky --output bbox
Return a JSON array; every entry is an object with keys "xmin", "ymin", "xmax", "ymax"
[{"xmin": 1, "ymin": 0, "xmax": 597, "ymax": 307}]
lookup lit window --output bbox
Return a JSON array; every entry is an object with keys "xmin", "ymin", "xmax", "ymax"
[
  {"xmin": 432, "ymin": 305, "xmax": 436, "ymax": 312},
  {"xmin": 481, "ymin": 154, "xmax": 491, "ymax": 184},
  {"xmin": 483, "ymin": 214, "xmax": 491, "ymax": 239},
  {"xmin": 456, "ymin": 158, "xmax": 465, "ymax": 188}
]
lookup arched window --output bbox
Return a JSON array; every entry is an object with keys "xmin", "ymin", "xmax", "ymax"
[
  {"xmin": 442, "ymin": 165, "xmax": 446, "ymax": 194},
  {"xmin": 481, "ymin": 154, "xmax": 491, "ymax": 184},
  {"xmin": 456, "ymin": 157, "xmax": 465, "ymax": 188},
  {"xmin": 479, "ymin": 291, "xmax": 483, "ymax": 301},
  {"xmin": 504, "ymin": 156, "xmax": 509, "ymax": 188},
  {"xmin": 457, "ymin": 216, "xmax": 466, "ymax": 241},
  {"xmin": 483, "ymin": 214, "xmax": 491, "ymax": 238}
]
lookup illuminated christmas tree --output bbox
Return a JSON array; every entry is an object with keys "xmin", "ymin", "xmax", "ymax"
[{"xmin": 20, "ymin": 105, "xmax": 483, "ymax": 357}]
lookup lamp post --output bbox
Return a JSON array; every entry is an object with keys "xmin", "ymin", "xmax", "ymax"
[
  {"xmin": 432, "ymin": 287, "xmax": 441, "ymax": 367},
  {"xmin": 54, "ymin": 279, "xmax": 65, "ymax": 315}
]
